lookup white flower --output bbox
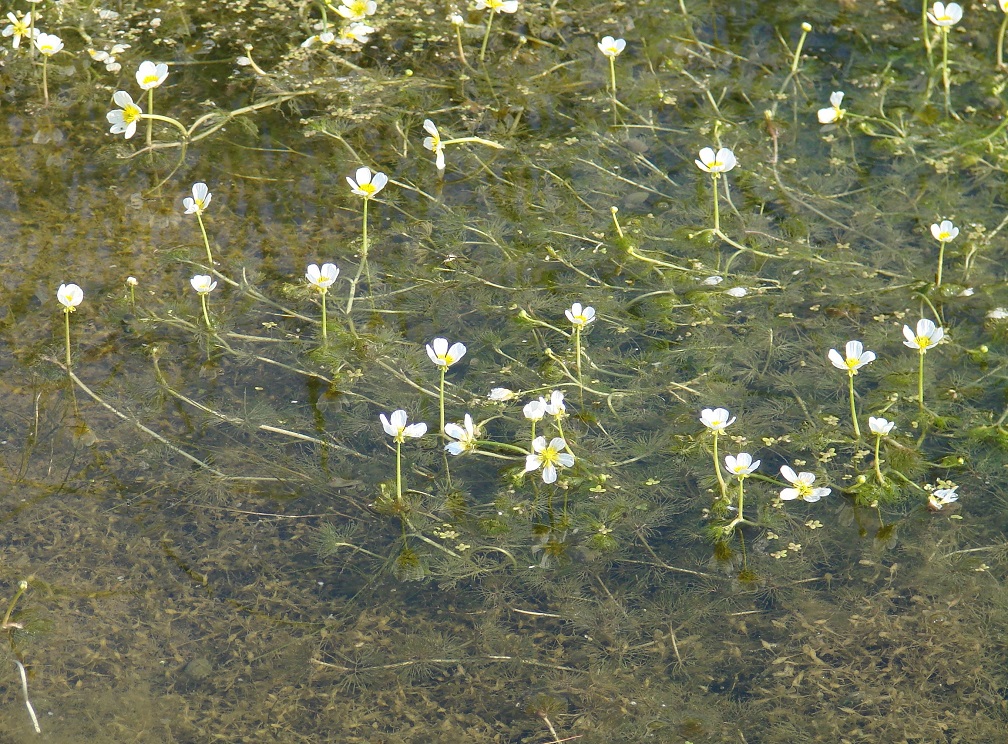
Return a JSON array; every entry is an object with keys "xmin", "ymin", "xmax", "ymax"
[
  {"xmin": 301, "ymin": 31, "xmax": 336, "ymax": 48},
  {"xmin": 695, "ymin": 146, "xmax": 736, "ymax": 174},
  {"xmin": 928, "ymin": 486, "xmax": 959, "ymax": 510},
  {"xmin": 306, "ymin": 263, "xmax": 339, "ymax": 292},
  {"xmin": 779, "ymin": 465, "xmax": 831, "ymax": 503},
  {"xmin": 426, "ymin": 337, "xmax": 467, "ymax": 367},
  {"xmin": 380, "ymin": 409, "xmax": 427, "ymax": 442},
  {"xmin": 702, "ymin": 275, "xmax": 724, "ymax": 285},
  {"xmin": 1001, "ymin": 0, "xmax": 1008, "ymax": 12},
  {"xmin": 902, "ymin": 318, "xmax": 944, "ymax": 353},
  {"xmin": 488, "ymin": 387, "xmax": 516, "ymax": 401},
  {"xmin": 725, "ymin": 287, "xmax": 747, "ymax": 298},
  {"xmin": 817, "ymin": 91, "xmax": 845, "ymax": 124},
  {"xmin": 336, "ymin": 0, "xmax": 377, "ymax": 21},
  {"xmin": 930, "ymin": 220, "xmax": 959, "ymax": 243},
  {"xmin": 347, "ymin": 166, "xmax": 388, "ymax": 198},
  {"xmin": 523, "ymin": 398, "xmax": 547, "ymax": 421},
  {"xmin": 724, "ymin": 452, "xmax": 760, "ymax": 478},
  {"xmin": 927, "ymin": 2, "xmax": 962, "ymax": 26},
  {"xmin": 57, "ymin": 283, "xmax": 83, "ymax": 312},
  {"xmin": 475, "ymin": 0, "xmax": 519, "ymax": 13},
  {"xmin": 136, "ymin": 60, "xmax": 168, "ymax": 90},
  {"xmin": 3, "ymin": 12, "xmax": 38, "ymax": 50},
  {"xmin": 190, "ymin": 275, "xmax": 217, "ymax": 295},
  {"xmin": 987, "ymin": 307, "xmax": 1008, "ymax": 320},
  {"xmin": 423, "ymin": 119, "xmax": 445, "ymax": 171},
  {"xmin": 868, "ymin": 416, "xmax": 895, "ymax": 436},
  {"xmin": 338, "ymin": 23, "xmax": 374, "ymax": 45},
  {"xmin": 106, "ymin": 91, "xmax": 143, "ymax": 139},
  {"xmin": 450, "ymin": 13, "xmax": 465, "ymax": 25},
  {"xmin": 700, "ymin": 407, "xmax": 735, "ymax": 434},
  {"xmin": 524, "ymin": 436, "xmax": 574, "ymax": 484},
  {"xmin": 565, "ymin": 302, "xmax": 596, "ymax": 328},
  {"xmin": 444, "ymin": 413, "xmax": 478, "ymax": 455},
  {"xmin": 183, "ymin": 182, "xmax": 212, "ymax": 215},
  {"xmin": 597, "ymin": 36, "xmax": 626, "ymax": 58},
  {"xmin": 544, "ymin": 390, "xmax": 565, "ymax": 417},
  {"xmin": 828, "ymin": 340, "xmax": 876, "ymax": 375},
  {"xmin": 33, "ymin": 32, "xmax": 62, "ymax": 56},
  {"xmin": 126, "ymin": 276, "xmax": 138, "ymax": 287}
]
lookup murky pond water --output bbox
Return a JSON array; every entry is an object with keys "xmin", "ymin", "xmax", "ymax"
[{"xmin": 3, "ymin": 0, "xmax": 1008, "ymax": 741}]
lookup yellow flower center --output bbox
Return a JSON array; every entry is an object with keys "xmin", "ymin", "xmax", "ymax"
[
  {"xmin": 358, "ymin": 183, "xmax": 377, "ymax": 196},
  {"xmin": 141, "ymin": 74, "xmax": 160, "ymax": 86},
  {"xmin": 123, "ymin": 104, "xmax": 141, "ymax": 124},
  {"xmin": 915, "ymin": 335, "xmax": 931, "ymax": 350},
  {"xmin": 539, "ymin": 445, "xmax": 561, "ymax": 467}
]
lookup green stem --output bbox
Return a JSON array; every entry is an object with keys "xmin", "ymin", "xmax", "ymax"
[
  {"xmin": 2, "ymin": 581, "xmax": 27, "ymax": 628},
  {"xmin": 455, "ymin": 25, "xmax": 468, "ymax": 67},
  {"xmin": 608, "ymin": 55, "xmax": 617, "ymax": 99},
  {"xmin": 196, "ymin": 211, "xmax": 213, "ymax": 266},
  {"xmin": 140, "ymin": 113, "xmax": 189, "ymax": 140},
  {"xmin": 922, "ymin": 0, "xmax": 933, "ymax": 65},
  {"xmin": 63, "ymin": 309, "xmax": 72, "ymax": 372},
  {"xmin": 395, "ymin": 439, "xmax": 403, "ymax": 502},
  {"xmin": 346, "ymin": 199, "xmax": 370, "ymax": 318},
  {"xmin": 873, "ymin": 435, "xmax": 885, "ymax": 485},
  {"xmin": 320, "ymin": 291, "xmax": 328, "ymax": 343},
  {"xmin": 941, "ymin": 28, "xmax": 951, "ymax": 117},
  {"xmin": 999, "ymin": 13, "xmax": 1008, "ymax": 69},
  {"xmin": 146, "ymin": 88, "xmax": 154, "ymax": 147},
  {"xmin": 848, "ymin": 372, "xmax": 861, "ymax": 439},
  {"xmin": 918, "ymin": 351, "xmax": 926, "ymax": 412},
  {"xmin": 128, "ymin": 285, "xmax": 136, "ymax": 310},
  {"xmin": 479, "ymin": 9, "xmax": 495, "ymax": 63},
  {"xmin": 530, "ymin": 420, "xmax": 537, "ymax": 447},
  {"xmin": 936, "ymin": 240, "xmax": 945, "ymax": 287},
  {"xmin": 790, "ymin": 25, "xmax": 809, "ymax": 74},
  {"xmin": 736, "ymin": 477, "xmax": 746, "ymax": 523},
  {"xmin": 573, "ymin": 326, "xmax": 584, "ymax": 404},
  {"xmin": 200, "ymin": 294, "xmax": 211, "ymax": 328},
  {"xmin": 41, "ymin": 55, "xmax": 48, "ymax": 105},
  {"xmin": 711, "ymin": 174, "xmax": 720, "ymax": 233},
  {"xmin": 712, "ymin": 432, "xmax": 727, "ymax": 501},
  {"xmin": 439, "ymin": 366, "xmax": 446, "ymax": 436}
]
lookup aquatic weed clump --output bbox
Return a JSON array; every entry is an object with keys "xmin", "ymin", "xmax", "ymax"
[{"xmin": 5, "ymin": 0, "xmax": 1008, "ymax": 739}]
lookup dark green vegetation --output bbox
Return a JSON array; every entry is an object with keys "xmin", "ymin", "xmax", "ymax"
[{"xmin": 2, "ymin": 0, "xmax": 1008, "ymax": 740}]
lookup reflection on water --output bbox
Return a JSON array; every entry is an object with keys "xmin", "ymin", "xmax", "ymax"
[{"xmin": 2, "ymin": 0, "xmax": 1008, "ymax": 740}]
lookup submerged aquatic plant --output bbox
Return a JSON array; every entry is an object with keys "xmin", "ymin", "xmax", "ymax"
[
  {"xmin": 565, "ymin": 302, "xmax": 594, "ymax": 397},
  {"xmin": 475, "ymin": 0, "xmax": 518, "ymax": 63},
  {"xmin": 33, "ymin": 32, "xmax": 62, "ymax": 105},
  {"xmin": 183, "ymin": 182, "xmax": 214, "ymax": 266},
  {"xmin": 903, "ymin": 319, "xmax": 944, "ymax": 411},
  {"xmin": 426, "ymin": 337, "xmax": 467, "ymax": 435},
  {"xmin": 345, "ymin": 166, "xmax": 387, "ymax": 316},
  {"xmin": 700, "ymin": 407, "xmax": 734, "ymax": 501},
  {"xmin": 597, "ymin": 36, "xmax": 626, "ymax": 102},
  {"xmin": 828, "ymin": 340, "xmax": 876, "ymax": 439},
  {"xmin": 930, "ymin": 219, "xmax": 959, "ymax": 288},
  {"xmin": 190, "ymin": 274, "xmax": 217, "ymax": 328},
  {"xmin": 57, "ymin": 283, "xmax": 83, "ymax": 373},
  {"xmin": 380, "ymin": 409, "xmax": 427, "ymax": 506},
  {"xmin": 695, "ymin": 146, "xmax": 736, "ymax": 235},
  {"xmin": 927, "ymin": 2, "xmax": 962, "ymax": 116},
  {"xmin": 723, "ymin": 452, "xmax": 759, "ymax": 533},
  {"xmin": 868, "ymin": 416, "xmax": 894, "ymax": 484},
  {"xmin": 999, "ymin": 0, "xmax": 1008, "ymax": 69},
  {"xmin": 136, "ymin": 60, "xmax": 169, "ymax": 146},
  {"xmin": 422, "ymin": 119, "xmax": 445, "ymax": 173},
  {"xmin": 306, "ymin": 263, "xmax": 340, "ymax": 344}
]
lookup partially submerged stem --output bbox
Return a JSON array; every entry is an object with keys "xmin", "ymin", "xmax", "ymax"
[
  {"xmin": 848, "ymin": 372, "xmax": 861, "ymax": 439},
  {"xmin": 712, "ymin": 432, "xmax": 727, "ymax": 501},
  {"xmin": 711, "ymin": 174, "xmax": 720, "ymax": 233},
  {"xmin": 146, "ymin": 88, "xmax": 154, "ymax": 146},
  {"xmin": 873, "ymin": 435, "xmax": 886, "ymax": 485},
  {"xmin": 196, "ymin": 211, "xmax": 213, "ymax": 266},
  {"xmin": 918, "ymin": 352, "xmax": 926, "ymax": 412},
  {"xmin": 479, "ymin": 9, "xmax": 496, "ymax": 63}
]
